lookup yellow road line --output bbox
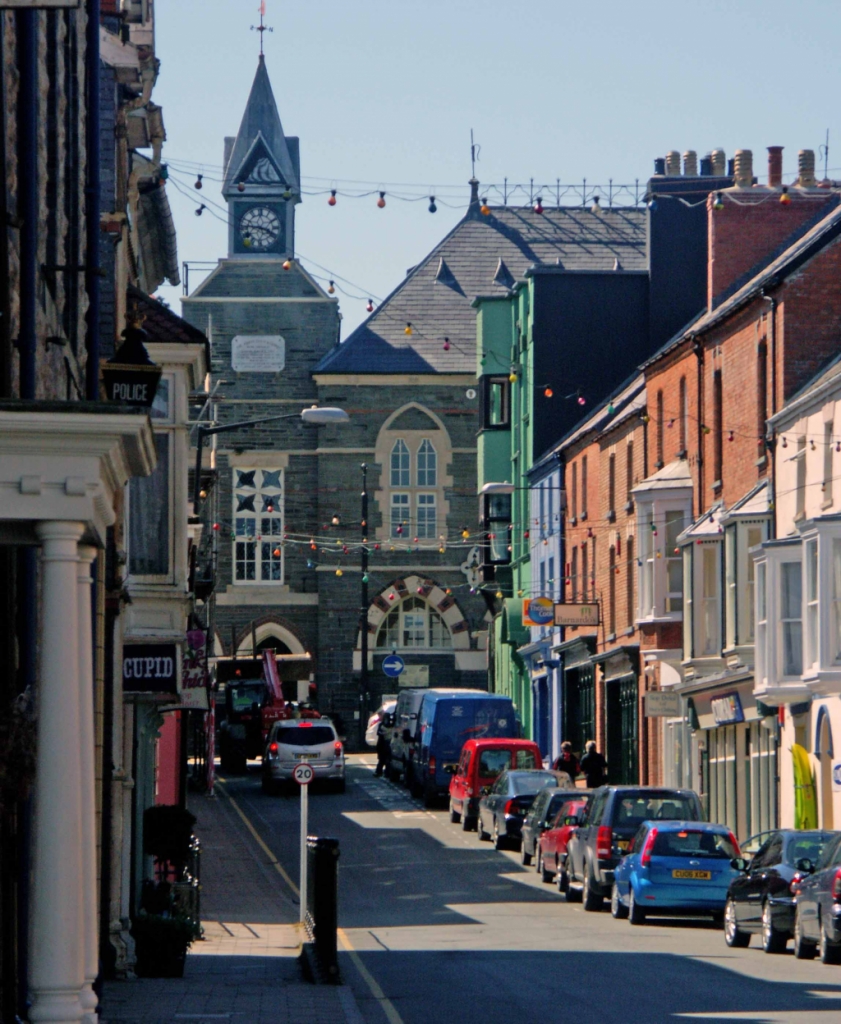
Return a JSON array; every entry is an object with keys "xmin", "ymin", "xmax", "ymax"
[
  {"xmin": 216, "ymin": 779, "xmax": 300, "ymax": 897},
  {"xmin": 338, "ymin": 928, "xmax": 405, "ymax": 1024}
]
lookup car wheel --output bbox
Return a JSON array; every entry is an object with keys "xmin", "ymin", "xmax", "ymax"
[
  {"xmin": 628, "ymin": 886, "xmax": 646, "ymax": 925},
  {"xmin": 794, "ymin": 907, "xmax": 817, "ymax": 960},
  {"xmin": 565, "ymin": 879, "xmax": 582, "ymax": 903},
  {"xmin": 462, "ymin": 814, "xmax": 475, "ymax": 832},
  {"xmin": 819, "ymin": 915, "xmax": 841, "ymax": 965},
  {"xmin": 557, "ymin": 870, "xmax": 569, "ymax": 894},
  {"xmin": 540, "ymin": 851, "xmax": 554, "ymax": 884},
  {"xmin": 492, "ymin": 819, "xmax": 507, "ymax": 851},
  {"xmin": 449, "ymin": 800, "xmax": 461, "ymax": 825},
  {"xmin": 723, "ymin": 897, "xmax": 750, "ymax": 948},
  {"xmin": 582, "ymin": 868, "xmax": 603, "ymax": 912},
  {"xmin": 760, "ymin": 901, "xmax": 786, "ymax": 954},
  {"xmin": 521, "ymin": 841, "xmax": 532, "ymax": 867},
  {"xmin": 478, "ymin": 816, "xmax": 490, "ymax": 842},
  {"xmin": 611, "ymin": 884, "xmax": 629, "ymax": 920}
]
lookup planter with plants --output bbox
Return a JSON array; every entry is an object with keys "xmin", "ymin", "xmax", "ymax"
[{"xmin": 132, "ymin": 880, "xmax": 202, "ymax": 978}]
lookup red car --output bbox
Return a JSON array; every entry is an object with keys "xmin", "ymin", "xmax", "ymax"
[
  {"xmin": 448, "ymin": 738, "xmax": 542, "ymax": 831},
  {"xmin": 537, "ymin": 793, "xmax": 593, "ymax": 887}
]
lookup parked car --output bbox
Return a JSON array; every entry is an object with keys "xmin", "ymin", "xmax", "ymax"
[
  {"xmin": 723, "ymin": 829, "xmax": 836, "ymax": 953},
  {"xmin": 448, "ymin": 738, "xmax": 542, "ymax": 831},
  {"xmin": 414, "ymin": 690, "xmax": 519, "ymax": 806},
  {"xmin": 565, "ymin": 786, "xmax": 704, "ymax": 910},
  {"xmin": 537, "ymin": 793, "xmax": 593, "ymax": 888},
  {"xmin": 791, "ymin": 831, "xmax": 841, "ymax": 963},
  {"xmin": 387, "ymin": 688, "xmax": 427, "ymax": 786},
  {"xmin": 365, "ymin": 699, "xmax": 397, "ymax": 747},
  {"xmin": 612, "ymin": 821, "xmax": 741, "ymax": 924},
  {"xmin": 478, "ymin": 769, "xmax": 571, "ymax": 851},
  {"xmin": 261, "ymin": 718, "xmax": 345, "ymax": 794},
  {"xmin": 521, "ymin": 787, "xmax": 579, "ymax": 873}
]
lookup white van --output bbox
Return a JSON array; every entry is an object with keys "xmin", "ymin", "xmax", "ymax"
[{"xmin": 387, "ymin": 688, "xmax": 426, "ymax": 786}]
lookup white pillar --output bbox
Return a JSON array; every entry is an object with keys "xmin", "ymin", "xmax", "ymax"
[
  {"xmin": 30, "ymin": 521, "xmax": 85, "ymax": 1024},
  {"xmin": 77, "ymin": 546, "xmax": 99, "ymax": 1024}
]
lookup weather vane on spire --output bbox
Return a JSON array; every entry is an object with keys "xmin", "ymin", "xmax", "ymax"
[{"xmin": 251, "ymin": 1, "xmax": 273, "ymax": 57}]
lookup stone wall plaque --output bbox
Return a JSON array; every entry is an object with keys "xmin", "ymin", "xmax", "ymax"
[{"xmin": 231, "ymin": 335, "xmax": 285, "ymax": 373}]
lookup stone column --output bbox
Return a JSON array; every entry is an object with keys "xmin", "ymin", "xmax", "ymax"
[
  {"xmin": 30, "ymin": 522, "xmax": 85, "ymax": 1024},
  {"xmin": 77, "ymin": 546, "xmax": 98, "ymax": 1024}
]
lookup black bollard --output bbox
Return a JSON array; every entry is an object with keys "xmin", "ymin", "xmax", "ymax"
[{"xmin": 303, "ymin": 836, "xmax": 340, "ymax": 983}]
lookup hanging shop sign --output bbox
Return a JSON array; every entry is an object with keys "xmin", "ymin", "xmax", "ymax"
[
  {"xmin": 180, "ymin": 628, "xmax": 209, "ymax": 710},
  {"xmin": 523, "ymin": 597, "xmax": 554, "ymax": 627},
  {"xmin": 123, "ymin": 643, "xmax": 178, "ymax": 694},
  {"xmin": 644, "ymin": 691, "xmax": 682, "ymax": 717},
  {"xmin": 101, "ymin": 316, "xmax": 162, "ymax": 408},
  {"xmin": 710, "ymin": 691, "xmax": 745, "ymax": 726},
  {"xmin": 554, "ymin": 602, "xmax": 600, "ymax": 627}
]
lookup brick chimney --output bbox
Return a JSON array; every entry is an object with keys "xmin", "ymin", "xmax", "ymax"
[
  {"xmin": 767, "ymin": 146, "xmax": 783, "ymax": 188},
  {"xmin": 708, "ymin": 148, "xmax": 836, "ymax": 308}
]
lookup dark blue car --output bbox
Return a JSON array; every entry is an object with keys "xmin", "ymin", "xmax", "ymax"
[
  {"xmin": 612, "ymin": 820, "xmax": 741, "ymax": 924},
  {"xmin": 793, "ymin": 831, "xmax": 841, "ymax": 963}
]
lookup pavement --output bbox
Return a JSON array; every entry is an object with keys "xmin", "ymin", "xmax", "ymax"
[{"xmin": 98, "ymin": 759, "xmax": 368, "ymax": 1024}]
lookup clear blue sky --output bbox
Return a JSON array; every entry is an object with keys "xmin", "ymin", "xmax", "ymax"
[{"xmin": 154, "ymin": 0, "xmax": 841, "ymax": 335}]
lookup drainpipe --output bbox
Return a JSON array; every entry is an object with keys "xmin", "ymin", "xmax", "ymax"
[
  {"xmin": 18, "ymin": 10, "xmax": 37, "ymax": 400},
  {"xmin": 693, "ymin": 335, "xmax": 704, "ymax": 520},
  {"xmin": 761, "ymin": 291, "xmax": 778, "ymax": 539},
  {"xmin": 0, "ymin": 14, "xmax": 11, "ymax": 398},
  {"xmin": 85, "ymin": 0, "xmax": 101, "ymax": 400}
]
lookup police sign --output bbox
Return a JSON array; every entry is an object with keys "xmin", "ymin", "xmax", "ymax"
[{"xmin": 123, "ymin": 643, "xmax": 178, "ymax": 694}]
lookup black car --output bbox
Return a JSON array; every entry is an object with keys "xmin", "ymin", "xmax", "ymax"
[
  {"xmin": 565, "ymin": 786, "xmax": 704, "ymax": 911},
  {"xmin": 478, "ymin": 770, "xmax": 566, "ymax": 851},
  {"xmin": 520, "ymin": 787, "xmax": 577, "ymax": 868},
  {"xmin": 724, "ymin": 829, "xmax": 836, "ymax": 953},
  {"xmin": 792, "ymin": 831, "xmax": 841, "ymax": 963}
]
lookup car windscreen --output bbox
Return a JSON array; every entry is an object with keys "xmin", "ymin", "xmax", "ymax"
[
  {"xmin": 478, "ymin": 749, "xmax": 511, "ymax": 777},
  {"xmin": 228, "ymin": 683, "xmax": 264, "ymax": 711},
  {"xmin": 431, "ymin": 700, "xmax": 516, "ymax": 759},
  {"xmin": 787, "ymin": 832, "xmax": 836, "ymax": 867},
  {"xmin": 545, "ymin": 793, "xmax": 570, "ymax": 821},
  {"xmin": 274, "ymin": 726, "xmax": 334, "ymax": 746},
  {"xmin": 509, "ymin": 772, "xmax": 559, "ymax": 795},
  {"xmin": 651, "ymin": 829, "xmax": 737, "ymax": 859},
  {"xmin": 613, "ymin": 793, "xmax": 700, "ymax": 829}
]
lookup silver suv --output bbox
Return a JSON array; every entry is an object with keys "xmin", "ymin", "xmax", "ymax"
[{"xmin": 261, "ymin": 718, "xmax": 345, "ymax": 794}]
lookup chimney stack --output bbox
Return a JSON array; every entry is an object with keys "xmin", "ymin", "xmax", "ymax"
[
  {"xmin": 797, "ymin": 149, "xmax": 816, "ymax": 188},
  {"xmin": 653, "ymin": 157, "xmax": 666, "ymax": 176},
  {"xmin": 710, "ymin": 149, "xmax": 726, "ymax": 176},
  {"xmin": 665, "ymin": 150, "xmax": 681, "ymax": 176},
  {"xmin": 767, "ymin": 146, "xmax": 783, "ymax": 188},
  {"xmin": 683, "ymin": 150, "xmax": 698, "ymax": 176},
  {"xmin": 700, "ymin": 153, "xmax": 713, "ymax": 176},
  {"xmin": 734, "ymin": 149, "xmax": 753, "ymax": 188}
]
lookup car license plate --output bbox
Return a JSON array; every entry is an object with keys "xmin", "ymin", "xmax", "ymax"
[
  {"xmin": 672, "ymin": 869, "xmax": 711, "ymax": 880},
  {"xmin": 616, "ymin": 840, "xmax": 630, "ymax": 851},
  {"xmin": 296, "ymin": 753, "xmax": 317, "ymax": 760}
]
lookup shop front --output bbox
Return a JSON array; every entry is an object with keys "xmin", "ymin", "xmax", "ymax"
[
  {"xmin": 592, "ymin": 646, "xmax": 640, "ymax": 785},
  {"xmin": 555, "ymin": 635, "xmax": 597, "ymax": 761}
]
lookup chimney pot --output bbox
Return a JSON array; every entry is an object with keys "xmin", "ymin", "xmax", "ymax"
[
  {"xmin": 711, "ymin": 149, "xmax": 726, "ymax": 176},
  {"xmin": 767, "ymin": 146, "xmax": 784, "ymax": 188},
  {"xmin": 700, "ymin": 154, "xmax": 713, "ymax": 176},
  {"xmin": 665, "ymin": 150, "xmax": 681, "ymax": 176},
  {"xmin": 683, "ymin": 150, "xmax": 698, "ymax": 176},
  {"xmin": 653, "ymin": 157, "xmax": 666, "ymax": 176},
  {"xmin": 797, "ymin": 149, "xmax": 816, "ymax": 188},
  {"xmin": 734, "ymin": 149, "xmax": 753, "ymax": 188}
]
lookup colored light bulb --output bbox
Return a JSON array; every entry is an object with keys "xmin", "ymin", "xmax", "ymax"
[
  {"xmin": 377, "ymin": 192, "xmax": 386, "ymax": 209},
  {"xmin": 404, "ymin": 323, "xmax": 413, "ymax": 336},
  {"xmin": 480, "ymin": 199, "xmax": 490, "ymax": 215},
  {"xmin": 443, "ymin": 338, "xmax": 450, "ymax": 351},
  {"xmin": 366, "ymin": 299, "xmax": 374, "ymax": 312},
  {"xmin": 428, "ymin": 196, "xmax": 437, "ymax": 213},
  {"xmin": 534, "ymin": 197, "xmax": 544, "ymax": 214},
  {"xmin": 328, "ymin": 281, "xmax": 335, "ymax": 294},
  {"xmin": 544, "ymin": 387, "xmax": 553, "ymax": 398},
  {"xmin": 195, "ymin": 174, "xmax": 203, "ymax": 190},
  {"xmin": 283, "ymin": 259, "xmax": 292, "ymax": 270},
  {"xmin": 328, "ymin": 189, "xmax": 337, "ymax": 206}
]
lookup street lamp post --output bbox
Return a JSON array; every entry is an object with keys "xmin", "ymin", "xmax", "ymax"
[
  {"xmin": 191, "ymin": 404, "xmax": 349, "ymax": 512},
  {"xmin": 359, "ymin": 463, "xmax": 369, "ymax": 750}
]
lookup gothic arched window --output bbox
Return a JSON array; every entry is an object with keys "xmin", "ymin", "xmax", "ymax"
[
  {"xmin": 391, "ymin": 438, "xmax": 410, "ymax": 487},
  {"xmin": 376, "ymin": 596, "xmax": 452, "ymax": 649}
]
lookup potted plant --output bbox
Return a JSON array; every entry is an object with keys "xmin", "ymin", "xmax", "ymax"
[{"xmin": 131, "ymin": 880, "xmax": 202, "ymax": 978}]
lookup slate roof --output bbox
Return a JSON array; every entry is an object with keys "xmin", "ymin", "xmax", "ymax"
[
  {"xmin": 129, "ymin": 284, "xmax": 209, "ymax": 359},
  {"xmin": 315, "ymin": 197, "xmax": 647, "ymax": 375}
]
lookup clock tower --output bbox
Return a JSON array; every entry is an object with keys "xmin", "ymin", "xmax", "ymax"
[{"xmin": 222, "ymin": 55, "xmax": 299, "ymax": 258}]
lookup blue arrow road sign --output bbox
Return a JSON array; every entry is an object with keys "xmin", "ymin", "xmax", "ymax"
[{"xmin": 382, "ymin": 654, "xmax": 405, "ymax": 678}]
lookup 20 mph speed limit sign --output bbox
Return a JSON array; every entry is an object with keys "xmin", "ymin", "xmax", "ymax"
[{"xmin": 293, "ymin": 763, "xmax": 314, "ymax": 785}]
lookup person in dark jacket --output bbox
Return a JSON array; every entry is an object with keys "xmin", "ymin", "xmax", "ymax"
[
  {"xmin": 375, "ymin": 717, "xmax": 391, "ymax": 777},
  {"xmin": 580, "ymin": 740, "xmax": 607, "ymax": 788},
  {"xmin": 552, "ymin": 741, "xmax": 580, "ymax": 779}
]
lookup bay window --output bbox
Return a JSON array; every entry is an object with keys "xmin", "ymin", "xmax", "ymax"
[
  {"xmin": 683, "ymin": 539, "xmax": 722, "ymax": 661},
  {"xmin": 634, "ymin": 495, "xmax": 690, "ymax": 622},
  {"xmin": 723, "ymin": 516, "xmax": 769, "ymax": 652},
  {"xmin": 780, "ymin": 561, "xmax": 802, "ymax": 676},
  {"xmin": 752, "ymin": 537, "xmax": 809, "ymax": 703}
]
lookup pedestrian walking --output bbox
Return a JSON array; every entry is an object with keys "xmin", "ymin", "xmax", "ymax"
[
  {"xmin": 552, "ymin": 740, "xmax": 580, "ymax": 779},
  {"xmin": 375, "ymin": 715, "xmax": 391, "ymax": 777},
  {"xmin": 579, "ymin": 740, "xmax": 607, "ymax": 788}
]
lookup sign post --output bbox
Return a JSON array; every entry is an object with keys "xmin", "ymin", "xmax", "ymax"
[{"xmin": 293, "ymin": 762, "xmax": 314, "ymax": 922}]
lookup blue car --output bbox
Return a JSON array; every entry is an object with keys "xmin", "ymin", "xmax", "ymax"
[{"xmin": 611, "ymin": 820, "xmax": 741, "ymax": 925}]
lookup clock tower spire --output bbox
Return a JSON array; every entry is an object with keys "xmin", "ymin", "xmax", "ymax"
[{"xmin": 223, "ymin": 56, "xmax": 299, "ymax": 258}]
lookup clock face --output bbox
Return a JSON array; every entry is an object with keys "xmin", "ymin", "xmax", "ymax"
[{"xmin": 239, "ymin": 206, "xmax": 281, "ymax": 250}]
